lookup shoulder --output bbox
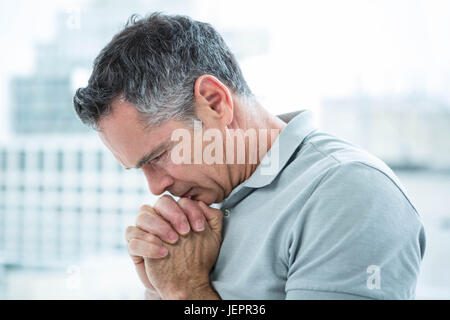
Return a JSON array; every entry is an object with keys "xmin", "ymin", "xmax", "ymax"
[
  {"xmin": 319, "ymin": 160, "xmax": 415, "ymax": 209},
  {"xmin": 289, "ymin": 130, "xmax": 419, "ymax": 216},
  {"xmin": 296, "ymin": 160, "xmax": 422, "ymax": 239}
]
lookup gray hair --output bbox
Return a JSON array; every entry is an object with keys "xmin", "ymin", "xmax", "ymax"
[{"xmin": 73, "ymin": 12, "xmax": 253, "ymax": 130}]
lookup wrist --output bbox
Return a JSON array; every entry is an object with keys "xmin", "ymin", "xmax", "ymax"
[
  {"xmin": 163, "ymin": 280, "xmax": 220, "ymax": 300},
  {"xmin": 144, "ymin": 288, "xmax": 161, "ymax": 300}
]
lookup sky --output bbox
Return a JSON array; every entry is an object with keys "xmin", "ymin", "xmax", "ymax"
[{"xmin": 0, "ymin": 0, "xmax": 83, "ymax": 139}]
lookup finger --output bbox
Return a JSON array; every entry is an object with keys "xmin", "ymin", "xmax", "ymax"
[
  {"xmin": 145, "ymin": 288, "xmax": 161, "ymax": 300},
  {"xmin": 126, "ymin": 225, "xmax": 152, "ymax": 243},
  {"xmin": 135, "ymin": 259, "xmax": 155, "ymax": 291},
  {"xmin": 126, "ymin": 224, "xmax": 175, "ymax": 245},
  {"xmin": 126, "ymin": 226, "xmax": 145, "ymax": 265},
  {"xmin": 128, "ymin": 238, "xmax": 168, "ymax": 259},
  {"xmin": 197, "ymin": 201, "xmax": 223, "ymax": 236},
  {"xmin": 135, "ymin": 206, "xmax": 179, "ymax": 244},
  {"xmin": 126, "ymin": 227, "xmax": 164, "ymax": 292},
  {"xmin": 177, "ymin": 197, "xmax": 206, "ymax": 232},
  {"xmin": 153, "ymin": 195, "xmax": 191, "ymax": 235},
  {"xmin": 130, "ymin": 253, "xmax": 144, "ymax": 265}
]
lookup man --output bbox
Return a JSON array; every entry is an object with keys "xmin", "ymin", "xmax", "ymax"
[{"xmin": 73, "ymin": 13, "xmax": 426, "ymax": 300}]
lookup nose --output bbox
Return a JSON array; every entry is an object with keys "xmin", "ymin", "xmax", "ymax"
[{"xmin": 141, "ymin": 165, "xmax": 174, "ymax": 196}]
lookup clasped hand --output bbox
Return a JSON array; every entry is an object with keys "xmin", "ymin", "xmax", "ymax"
[{"xmin": 125, "ymin": 195, "xmax": 223, "ymax": 299}]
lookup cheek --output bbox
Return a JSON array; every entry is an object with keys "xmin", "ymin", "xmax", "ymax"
[
  {"xmin": 167, "ymin": 163, "xmax": 215, "ymax": 187},
  {"xmin": 166, "ymin": 163, "xmax": 196, "ymax": 181}
]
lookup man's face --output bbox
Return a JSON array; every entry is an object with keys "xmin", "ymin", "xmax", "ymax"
[{"xmin": 98, "ymin": 98, "xmax": 232, "ymax": 205}]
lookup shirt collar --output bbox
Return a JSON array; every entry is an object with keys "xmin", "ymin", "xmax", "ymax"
[
  {"xmin": 220, "ymin": 110, "xmax": 317, "ymax": 207},
  {"xmin": 242, "ymin": 109, "xmax": 317, "ymax": 188}
]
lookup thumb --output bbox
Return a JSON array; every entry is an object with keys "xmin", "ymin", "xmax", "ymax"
[{"xmin": 197, "ymin": 201, "xmax": 223, "ymax": 237}]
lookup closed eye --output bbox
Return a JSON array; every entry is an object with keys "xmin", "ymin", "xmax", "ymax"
[{"xmin": 150, "ymin": 151, "xmax": 167, "ymax": 164}]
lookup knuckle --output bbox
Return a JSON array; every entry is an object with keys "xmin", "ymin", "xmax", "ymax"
[
  {"xmin": 186, "ymin": 210, "xmax": 202, "ymax": 224},
  {"xmin": 135, "ymin": 213, "xmax": 149, "ymax": 229},
  {"xmin": 128, "ymin": 239, "xmax": 153, "ymax": 257},
  {"xmin": 139, "ymin": 204, "xmax": 152, "ymax": 212},
  {"xmin": 128, "ymin": 239, "xmax": 139, "ymax": 252},
  {"xmin": 125, "ymin": 225, "xmax": 135, "ymax": 238},
  {"xmin": 175, "ymin": 213, "xmax": 188, "ymax": 225},
  {"xmin": 155, "ymin": 194, "xmax": 172, "ymax": 206},
  {"xmin": 176, "ymin": 198, "xmax": 187, "ymax": 208},
  {"xmin": 153, "ymin": 198, "xmax": 164, "ymax": 212},
  {"xmin": 191, "ymin": 206, "xmax": 204, "ymax": 218},
  {"xmin": 177, "ymin": 196, "xmax": 191, "ymax": 207},
  {"xmin": 125, "ymin": 225, "xmax": 134, "ymax": 234},
  {"xmin": 178, "ymin": 199, "xmax": 201, "ymax": 216},
  {"xmin": 146, "ymin": 233, "xmax": 159, "ymax": 243}
]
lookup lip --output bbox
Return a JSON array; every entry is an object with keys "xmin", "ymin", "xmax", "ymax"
[{"xmin": 180, "ymin": 188, "xmax": 192, "ymax": 198}]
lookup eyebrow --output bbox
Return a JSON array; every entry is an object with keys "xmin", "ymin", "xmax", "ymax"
[{"xmin": 126, "ymin": 141, "xmax": 171, "ymax": 170}]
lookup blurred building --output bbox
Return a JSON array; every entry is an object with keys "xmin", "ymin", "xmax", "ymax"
[
  {"xmin": 8, "ymin": 0, "xmax": 268, "ymax": 134},
  {"xmin": 0, "ymin": 0, "xmax": 270, "ymax": 298},
  {"xmin": 1, "ymin": 0, "xmax": 194, "ymax": 269},
  {"xmin": 320, "ymin": 90, "xmax": 450, "ymax": 170},
  {"xmin": 9, "ymin": 0, "xmax": 190, "ymax": 134},
  {"xmin": 0, "ymin": 138, "xmax": 152, "ymax": 268}
]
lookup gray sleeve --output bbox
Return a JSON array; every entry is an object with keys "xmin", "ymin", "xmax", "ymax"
[{"xmin": 284, "ymin": 162, "xmax": 426, "ymax": 300}]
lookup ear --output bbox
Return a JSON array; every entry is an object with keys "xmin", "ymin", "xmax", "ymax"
[{"xmin": 194, "ymin": 75, "xmax": 233, "ymax": 126}]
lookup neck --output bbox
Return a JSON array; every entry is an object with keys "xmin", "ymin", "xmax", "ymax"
[{"xmin": 227, "ymin": 97, "xmax": 287, "ymax": 189}]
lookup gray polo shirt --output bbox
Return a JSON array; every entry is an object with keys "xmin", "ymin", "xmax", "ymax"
[{"xmin": 210, "ymin": 110, "xmax": 426, "ymax": 300}]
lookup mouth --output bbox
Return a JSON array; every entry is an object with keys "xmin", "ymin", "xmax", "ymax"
[{"xmin": 180, "ymin": 188, "xmax": 193, "ymax": 199}]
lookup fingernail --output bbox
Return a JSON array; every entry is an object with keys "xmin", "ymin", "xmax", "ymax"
[
  {"xmin": 168, "ymin": 231, "xmax": 178, "ymax": 242},
  {"xmin": 195, "ymin": 220, "xmax": 204, "ymax": 231},
  {"xmin": 180, "ymin": 222, "xmax": 190, "ymax": 234},
  {"xmin": 159, "ymin": 247, "xmax": 168, "ymax": 256}
]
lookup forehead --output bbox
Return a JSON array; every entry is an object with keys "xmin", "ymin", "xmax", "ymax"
[{"xmin": 97, "ymin": 98, "xmax": 183, "ymax": 168}]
